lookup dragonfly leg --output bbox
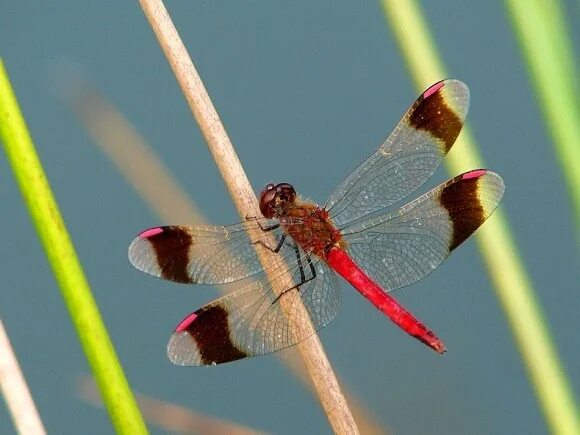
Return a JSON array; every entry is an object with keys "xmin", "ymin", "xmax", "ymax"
[
  {"xmin": 296, "ymin": 245, "xmax": 316, "ymax": 285},
  {"xmin": 245, "ymin": 215, "xmax": 281, "ymax": 232},
  {"xmin": 250, "ymin": 219, "xmax": 284, "ymax": 252},
  {"xmin": 272, "ymin": 244, "xmax": 316, "ymax": 305},
  {"xmin": 256, "ymin": 221, "xmax": 281, "ymax": 232},
  {"xmin": 253, "ymin": 234, "xmax": 287, "ymax": 253}
]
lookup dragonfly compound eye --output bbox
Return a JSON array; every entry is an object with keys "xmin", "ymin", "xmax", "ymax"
[
  {"xmin": 276, "ymin": 183, "xmax": 296, "ymax": 203},
  {"xmin": 259, "ymin": 184, "xmax": 278, "ymax": 218}
]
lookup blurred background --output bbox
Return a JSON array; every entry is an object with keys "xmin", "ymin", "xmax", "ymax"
[{"xmin": 1, "ymin": 2, "xmax": 578, "ymax": 434}]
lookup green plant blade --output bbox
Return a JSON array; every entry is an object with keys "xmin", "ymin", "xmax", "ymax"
[
  {"xmin": 0, "ymin": 59, "xmax": 148, "ymax": 434},
  {"xmin": 504, "ymin": 0, "xmax": 580, "ymax": 241},
  {"xmin": 380, "ymin": 1, "xmax": 580, "ymax": 434}
]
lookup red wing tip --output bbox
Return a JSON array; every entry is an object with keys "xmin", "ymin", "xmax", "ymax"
[
  {"xmin": 139, "ymin": 227, "xmax": 165, "ymax": 238},
  {"xmin": 462, "ymin": 169, "xmax": 487, "ymax": 180},
  {"xmin": 175, "ymin": 312, "xmax": 198, "ymax": 332},
  {"xmin": 422, "ymin": 81, "xmax": 446, "ymax": 99}
]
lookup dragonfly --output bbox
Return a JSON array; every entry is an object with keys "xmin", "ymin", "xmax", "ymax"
[{"xmin": 129, "ymin": 79, "xmax": 504, "ymax": 366}]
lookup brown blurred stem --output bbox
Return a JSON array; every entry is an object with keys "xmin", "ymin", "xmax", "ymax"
[
  {"xmin": 79, "ymin": 377, "xmax": 266, "ymax": 435},
  {"xmin": 136, "ymin": 1, "xmax": 358, "ymax": 433}
]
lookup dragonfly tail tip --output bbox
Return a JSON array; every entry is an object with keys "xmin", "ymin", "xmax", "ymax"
[{"xmin": 433, "ymin": 341, "xmax": 447, "ymax": 354}]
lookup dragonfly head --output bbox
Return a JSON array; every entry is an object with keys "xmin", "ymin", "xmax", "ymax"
[{"xmin": 259, "ymin": 183, "xmax": 296, "ymax": 218}]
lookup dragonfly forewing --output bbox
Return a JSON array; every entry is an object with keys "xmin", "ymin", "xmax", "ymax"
[
  {"xmin": 326, "ymin": 79, "xmax": 470, "ymax": 226},
  {"xmin": 128, "ymin": 220, "xmax": 301, "ymax": 285}
]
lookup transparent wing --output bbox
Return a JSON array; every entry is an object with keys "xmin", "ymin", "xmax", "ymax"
[
  {"xmin": 128, "ymin": 220, "xmax": 303, "ymax": 285},
  {"xmin": 341, "ymin": 170, "xmax": 504, "ymax": 292},
  {"xmin": 326, "ymin": 79, "xmax": 469, "ymax": 226},
  {"xmin": 166, "ymin": 255, "xmax": 340, "ymax": 366}
]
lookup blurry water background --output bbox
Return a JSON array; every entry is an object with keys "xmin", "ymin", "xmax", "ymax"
[{"xmin": 1, "ymin": 2, "xmax": 578, "ymax": 434}]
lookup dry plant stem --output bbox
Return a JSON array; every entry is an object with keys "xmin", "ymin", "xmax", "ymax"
[
  {"xmin": 0, "ymin": 319, "xmax": 47, "ymax": 435},
  {"xmin": 137, "ymin": 1, "xmax": 358, "ymax": 433},
  {"xmin": 69, "ymin": 84, "xmax": 387, "ymax": 435},
  {"xmin": 279, "ymin": 352, "xmax": 390, "ymax": 435},
  {"xmin": 79, "ymin": 377, "xmax": 266, "ymax": 435}
]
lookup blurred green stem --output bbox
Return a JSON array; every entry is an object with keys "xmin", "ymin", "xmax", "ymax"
[
  {"xmin": 0, "ymin": 59, "xmax": 148, "ymax": 434},
  {"xmin": 504, "ymin": 0, "xmax": 580, "ymax": 240},
  {"xmin": 380, "ymin": 1, "xmax": 580, "ymax": 434}
]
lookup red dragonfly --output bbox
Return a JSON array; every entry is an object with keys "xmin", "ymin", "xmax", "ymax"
[{"xmin": 129, "ymin": 79, "xmax": 504, "ymax": 366}]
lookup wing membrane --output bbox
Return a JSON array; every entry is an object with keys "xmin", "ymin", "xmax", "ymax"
[
  {"xmin": 326, "ymin": 80, "xmax": 469, "ymax": 226},
  {"xmin": 128, "ymin": 220, "xmax": 300, "ymax": 284},
  {"xmin": 167, "ymin": 257, "xmax": 340, "ymax": 365},
  {"xmin": 342, "ymin": 170, "xmax": 504, "ymax": 292}
]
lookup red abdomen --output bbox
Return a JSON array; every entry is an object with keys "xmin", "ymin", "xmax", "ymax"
[{"xmin": 324, "ymin": 247, "xmax": 446, "ymax": 353}]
